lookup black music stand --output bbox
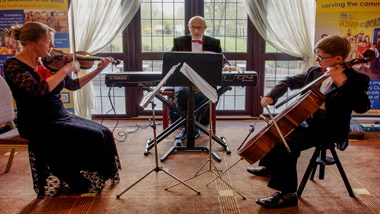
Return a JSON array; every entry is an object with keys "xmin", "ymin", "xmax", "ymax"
[
  {"xmin": 159, "ymin": 52, "xmax": 223, "ymax": 161},
  {"xmin": 116, "ymin": 64, "xmax": 200, "ymax": 198},
  {"xmin": 144, "ymin": 86, "xmax": 232, "ymax": 160},
  {"xmin": 206, "ymin": 118, "xmax": 262, "ymax": 187},
  {"xmin": 165, "ymin": 100, "xmax": 246, "ymax": 199}
]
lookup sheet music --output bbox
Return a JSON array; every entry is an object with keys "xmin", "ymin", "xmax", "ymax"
[
  {"xmin": 140, "ymin": 63, "xmax": 181, "ymax": 108},
  {"xmin": 179, "ymin": 62, "xmax": 218, "ymax": 103}
]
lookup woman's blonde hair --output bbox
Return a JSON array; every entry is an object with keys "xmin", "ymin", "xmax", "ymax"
[{"xmin": 12, "ymin": 21, "xmax": 55, "ymax": 47}]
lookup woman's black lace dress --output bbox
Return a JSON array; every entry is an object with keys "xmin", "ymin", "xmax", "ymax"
[{"xmin": 4, "ymin": 58, "xmax": 121, "ymax": 198}]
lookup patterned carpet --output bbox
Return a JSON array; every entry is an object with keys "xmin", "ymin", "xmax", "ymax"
[{"xmin": 1, "ymin": 119, "xmax": 379, "ymax": 214}]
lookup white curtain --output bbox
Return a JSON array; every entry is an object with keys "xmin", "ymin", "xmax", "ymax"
[
  {"xmin": 244, "ymin": 0, "xmax": 316, "ymax": 73},
  {"xmin": 69, "ymin": 0, "xmax": 142, "ymax": 119}
]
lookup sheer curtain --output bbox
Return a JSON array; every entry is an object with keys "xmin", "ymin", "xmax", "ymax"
[
  {"xmin": 69, "ymin": 0, "xmax": 141, "ymax": 119},
  {"xmin": 244, "ymin": 0, "xmax": 316, "ymax": 73}
]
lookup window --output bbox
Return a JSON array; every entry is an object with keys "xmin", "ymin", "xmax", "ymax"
[
  {"xmin": 92, "ymin": 0, "xmax": 304, "ymax": 118},
  {"xmin": 263, "ymin": 43, "xmax": 303, "ymax": 114},
  {"xmin": 141, "ymin": 0, "xmax": 185, "ymax": 53}
]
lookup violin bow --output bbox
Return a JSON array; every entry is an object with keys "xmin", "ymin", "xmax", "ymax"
[{"xmin": 70, "ymin": 0, "xmax": 78, "ymax": 75}]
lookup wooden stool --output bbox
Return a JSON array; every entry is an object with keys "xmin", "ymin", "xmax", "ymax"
[
  {"xmin": 297, "ymin": 143, "xmax": 354, "ymax": 197},
  {"xmin": 160, "ymin": 89, "xmax": 174, "ymax": 129}
]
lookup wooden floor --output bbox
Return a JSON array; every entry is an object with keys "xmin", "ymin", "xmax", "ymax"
[{"xmin": 1, "ymin": 119, "xmax": 380, "ymax": 214}]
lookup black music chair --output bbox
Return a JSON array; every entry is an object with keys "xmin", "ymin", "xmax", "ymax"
[{"xmin": 297, "ymin": 140, "xmax": 354, "ymax": 197}]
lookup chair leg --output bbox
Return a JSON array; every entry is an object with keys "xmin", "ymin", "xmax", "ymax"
[
  {"xmin": 309, "ymin": 163, "xmax": 317, "ymax": 180},
  {"xmin": 211, "ymin": 103, "xmax": 216, "ymax": 134},
  {"xmin": 5, "ymin": 148, "xmax": 16, "ymax": 173},
  {"xmin": 162, "ymin": 105, "xmax": 170, "ymax": 129},
  {"xmin": 329, "ymin": 148, "xmax": 355, "ymax": 197},
  {"xmin": 318, "ymin": 148, "xmax": 327, "ymax": 179},
  {"xmin": 297, "ymin": 148, "xmax": 320, "ymax": 197},
  {"xmin": 310, "ymin": 147, "xmax": 323, "ymax": 180}
]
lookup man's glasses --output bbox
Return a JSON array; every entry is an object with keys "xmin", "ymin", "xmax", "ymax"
[
  {"xmin": 315, "ymin": 55, "xmax": 335, "ymax": 61},
  {"xmin": 190, "ymin": 26, "xmax": 205, "ymax": 30}
]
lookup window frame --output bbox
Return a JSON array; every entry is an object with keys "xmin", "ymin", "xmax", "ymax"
[{"xmin": 92, "ymin": 1, "xmax": 304, "ymax": 119}]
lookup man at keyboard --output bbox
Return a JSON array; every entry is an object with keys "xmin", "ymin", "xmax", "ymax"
[{"xmin": 171, "ymin": 15, "xmax": 234, "ymax": 140}]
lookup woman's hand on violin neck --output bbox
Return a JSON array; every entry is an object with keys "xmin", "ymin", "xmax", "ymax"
[{"xmin": 96, "ymin": 57, "xmax": 113, "ymax": 71}]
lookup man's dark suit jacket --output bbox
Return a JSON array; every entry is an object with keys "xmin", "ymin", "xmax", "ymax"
[
  {"xmin": 267, "ymin": 66, "xmax": 371, "ymax": 148},
  {"xmin": 170, "ymin": 34, "xmax": 229, "ymax": 125},
  {"xmin": 171, "ymin": 35, "xmax": 230, "ymax": 66}
]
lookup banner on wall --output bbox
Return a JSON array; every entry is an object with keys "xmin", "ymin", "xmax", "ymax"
[
  {"xmin": 315, "ymin": 0, "xmax": 380, "ymax": 117},
  {"xmin": 0, "ymin": 0, "xmax": 74, "ymax": 113}
]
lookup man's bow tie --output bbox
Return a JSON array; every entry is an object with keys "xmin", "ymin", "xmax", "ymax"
[{"xmin": 191, "ymin": 40, "xmax": 203, "ymax": 44}]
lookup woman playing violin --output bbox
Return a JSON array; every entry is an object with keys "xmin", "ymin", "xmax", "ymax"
[
  {"xmin": 3, "ymin": 21, "xmax": 121, "ymax": 198},
  {"xmin": 248, "ymin": 35, "xmax": 371, "ymax": 208}
]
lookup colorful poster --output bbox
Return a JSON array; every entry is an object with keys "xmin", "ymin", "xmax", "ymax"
[
  {"xmin": 0, "ymin": 0, "xmax": 73, "ymax": 113},
  {"xmin": 315, "ymin": 0, "xmax": 380, "ymax": 116}
]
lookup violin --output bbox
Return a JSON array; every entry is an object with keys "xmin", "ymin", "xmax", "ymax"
[{"xmin": 42, "ymin": 49, "xmax": 121, "ymax": 71}]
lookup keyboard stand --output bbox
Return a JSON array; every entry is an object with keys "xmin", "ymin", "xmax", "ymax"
[{"xmin": 144, "ymin": 86, "xmax": 232, "ymax": 161}]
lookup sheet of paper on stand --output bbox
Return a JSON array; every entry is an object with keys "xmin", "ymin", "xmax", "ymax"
[
  {"xmin": 140, "ymin": 63, "xmax": 181, "ymax": 108},
  {"xmin": 179, "ymin": 62, "xmax": 218, "ymax": 103}
]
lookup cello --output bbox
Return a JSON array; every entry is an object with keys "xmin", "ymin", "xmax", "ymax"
[{"xmin": 237, "ymin": 50, "xmax": 376, "ymax": 164}]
